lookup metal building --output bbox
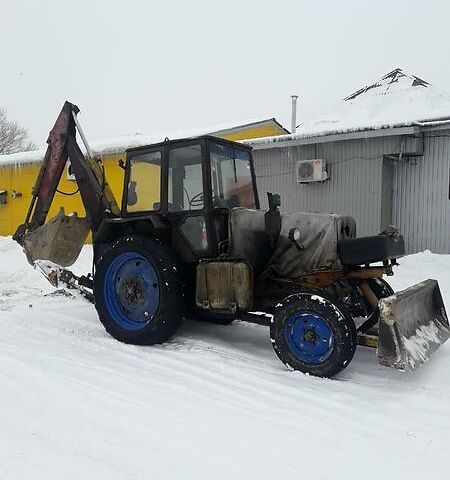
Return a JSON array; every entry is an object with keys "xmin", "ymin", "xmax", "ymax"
[{"xmin": 247, "ymin": 69, "xmax": 450, "ymax": 254}]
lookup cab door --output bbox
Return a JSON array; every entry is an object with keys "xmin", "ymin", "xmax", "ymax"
[{"xmin": 164, "ymin": 140, "xmax": 214, "ymax": 260}]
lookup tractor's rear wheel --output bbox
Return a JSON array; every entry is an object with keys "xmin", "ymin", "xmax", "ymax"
[
  {"xmin": 270, "ymin": 293, "xmax": 357, "ymax": 378},
  {"xmin": 94, "ymin": 235, "xmax": 184, "ymax": 345}
]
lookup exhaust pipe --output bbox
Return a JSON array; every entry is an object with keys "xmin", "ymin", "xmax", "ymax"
[{"xmin": 290, "ymin": 95, "xmax": 298, "ymax": 134}]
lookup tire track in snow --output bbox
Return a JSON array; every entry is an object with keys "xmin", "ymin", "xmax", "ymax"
[{"xmin": 2, "ymin": 239, "xmax": 450, "ymax": 479}]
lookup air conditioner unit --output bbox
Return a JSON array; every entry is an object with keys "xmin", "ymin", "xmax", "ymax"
[{"xmin": 296, "ymin": 159, "xmax": 328, "ymax": 183}]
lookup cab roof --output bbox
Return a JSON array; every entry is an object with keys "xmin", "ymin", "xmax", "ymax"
[{"xmin": 125, "ymin": 135, "xmax": 253, "ymax": 155}]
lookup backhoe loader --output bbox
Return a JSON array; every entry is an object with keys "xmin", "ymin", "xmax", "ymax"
[{"xmin": 13, "ymin": 102, "xmax": 449, "ymax": 378}]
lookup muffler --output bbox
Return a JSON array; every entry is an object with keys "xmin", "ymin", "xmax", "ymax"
[
  {"xmin": 377, "ymin": 279, "xmax": 449, "ymax": 371},
  {"xmin": 22, "ymin": 208, "xmax": 90, "ymax": 267}
]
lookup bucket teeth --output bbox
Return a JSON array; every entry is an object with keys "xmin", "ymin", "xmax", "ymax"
[{"xmin": 377, "ymin": 279, "xmax": 449, "ymax": 371}]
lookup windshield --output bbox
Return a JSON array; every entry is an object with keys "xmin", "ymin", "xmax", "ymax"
[{"xmin": 210, "ymin": 143, "xmax": 256, "ymax": 209}]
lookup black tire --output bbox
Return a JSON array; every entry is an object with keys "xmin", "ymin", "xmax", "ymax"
[
  {"xmin": 270, "ymin": 292, "xmax": 357, "ymax": 378},
  {"xmin": 94, "ymin": 235, "xmax": 184, "ymax": 345},
  {"xmin": 357, "ymin": 278, "xmax": 394, "ymax": 333}
]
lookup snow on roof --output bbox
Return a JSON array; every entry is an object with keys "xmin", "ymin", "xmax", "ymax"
[
  {"xmin": 248, "ymin": 68, "xmax": 450, "ymax": 148},
  {"xmin": 0, "ymin": 118, "xmax": 280, "ymax": 168}
]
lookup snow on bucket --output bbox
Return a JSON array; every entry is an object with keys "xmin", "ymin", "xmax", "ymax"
[{"xmin": 377, "ymin": 279, "xmax": 449, "ymax": 371}]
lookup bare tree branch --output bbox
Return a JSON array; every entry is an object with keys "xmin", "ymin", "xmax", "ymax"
[{"xmin": 0, "ymin": 108, "xmax": 36, "ymax": 155}]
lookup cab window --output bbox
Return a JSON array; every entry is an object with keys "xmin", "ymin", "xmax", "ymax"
[
  {"xmin": 168, "ymin": 144, "xmax": 203, "ymax": 211},
  {"xmin": 126, "ymin": 150, "xmax": 162, "ymax": 212},
  {"xmin": 210, "ymin": 143, "xmax": 256, "ymax": 209}
]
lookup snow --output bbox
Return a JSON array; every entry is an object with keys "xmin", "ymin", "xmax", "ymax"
[
  {"xmin": 402, "ymin": 321, "xmax": 443, "ymax": 369},
  {"xmin": 1, "ymin": 238, "xmax": 450, "ymax": 479},
  {"xmin": 301, "ymin": 70, "xmax": 450, "ymax": 133},
  {"xmin": 248, "ymin": 69, "xmax": 450, "ymax": 148}
]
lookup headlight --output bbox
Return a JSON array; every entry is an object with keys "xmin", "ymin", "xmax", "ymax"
[{"xmin": 288, "ymin": 228, "xmax": 301, "ymax": 243}]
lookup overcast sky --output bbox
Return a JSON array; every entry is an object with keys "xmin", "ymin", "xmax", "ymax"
[{"xmin": 2, "ymin": 0, "xmax": 450, "ymax": 148}]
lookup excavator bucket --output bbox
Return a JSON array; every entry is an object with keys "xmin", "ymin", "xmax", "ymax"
[
  {"xmin": 377, "ymin": 279, "xmax": 449, "ymax": 371},
  {"xmin": 22, "ymin": 208, "xmax": 90, "ymax": 267}
]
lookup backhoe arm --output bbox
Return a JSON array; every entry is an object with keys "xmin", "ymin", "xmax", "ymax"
[{"xmin": 13, "ymin": 101, "xmax": 120, "ymax": 266}]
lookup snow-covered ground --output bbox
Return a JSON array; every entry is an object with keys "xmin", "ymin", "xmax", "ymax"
[{"xmin": 1, "ymin": 236, "xmax": 449, "ymax": 480}]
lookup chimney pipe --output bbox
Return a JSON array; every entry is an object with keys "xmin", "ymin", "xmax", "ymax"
[{"xmin": 290, "ymin": 95, "xmax": 298, "ymax": 134}]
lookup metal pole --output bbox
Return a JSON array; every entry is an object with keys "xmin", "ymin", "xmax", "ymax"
[
  {"xmin": 72, "ymin": 110, "xmax": 94, "ymax": 159},
  {"xmin": 291, "ymin": 95, "xmax": 298, "ymax": 134}
]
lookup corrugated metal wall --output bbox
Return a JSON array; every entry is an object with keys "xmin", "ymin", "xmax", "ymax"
[
  {"xmin": 252, "ymin": 132, "xmax": 450, "ymax": 253},
  {"xmin": 393, "ymin": 131, "xmax": 450, "ymax": 253},
  {"xmin": 253, "ymin": 136, "xmax": 401, "ymax": 238}
]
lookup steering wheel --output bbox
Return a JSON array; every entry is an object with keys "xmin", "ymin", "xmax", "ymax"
[{"xmin": 189, "ymin": 191, "xmax": 204, "ymax": 208}]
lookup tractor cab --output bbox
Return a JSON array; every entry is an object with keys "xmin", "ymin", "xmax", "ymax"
[{"xmin": 123, "ymin": 136, "xmax": 260, "ymax": 260}]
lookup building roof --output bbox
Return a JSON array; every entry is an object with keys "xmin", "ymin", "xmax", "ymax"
[
  {"xmin": 248, "ymin": 68, "xmax": 450, "ymax": 149},
  {"xmin": 0, "ymin": 117, "xmax": 287, "ymax": 167}
]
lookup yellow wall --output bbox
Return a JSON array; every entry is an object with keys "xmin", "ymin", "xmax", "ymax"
[
  {"xmin": 0, "ymin": 154, "xmax": 125, "ymax": 237},
  {"xmin": 0, "ymin": 123, "xmax": 285, "ymax": 237},
  {"xmin": 219, "ymin": 123, "xmax": 286, "ymax": 141}
]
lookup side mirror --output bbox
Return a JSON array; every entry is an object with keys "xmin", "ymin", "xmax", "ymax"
[{"xmin": 267, "ymin": 192, "xmax": 281, "ymax": 211}]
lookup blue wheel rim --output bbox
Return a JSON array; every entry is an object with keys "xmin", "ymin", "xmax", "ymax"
[
  {"xmin": 103, "ymin": 252, "xmax": 160, "ymax": 331},
  {"xmin": 284, "ymin": 312, "xmax": 334, "ymax": 364}
]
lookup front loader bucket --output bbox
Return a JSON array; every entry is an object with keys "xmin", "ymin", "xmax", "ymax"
[
  {"xmin": 377, "ymin": 279, "xmax": 449, "ymax": 371},
  {"xmin": 22, "ymin": 208, "xmax": 90, "ymax": 267}
]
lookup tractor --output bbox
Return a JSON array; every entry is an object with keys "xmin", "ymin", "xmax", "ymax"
[{"xmin": 13, "ymin": 102, "xmax": 449, "ymax": 378}]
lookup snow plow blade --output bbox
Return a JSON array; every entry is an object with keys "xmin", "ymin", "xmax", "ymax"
[
  {"xmin": 22, "ymin": 208, "xmax": 90, "ymax": 267},
  {"xmin": 377, "ymin": 279, "xmax": 449, "ymax": 371}
]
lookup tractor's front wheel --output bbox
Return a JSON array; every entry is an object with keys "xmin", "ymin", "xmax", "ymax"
[
  {"xmin": 270, "ymin": 293, "xmax": 357, "ymax": 378},
  {"xmin": 94, "ymin": 236, "xmax": 184, "ymax": 345}
]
